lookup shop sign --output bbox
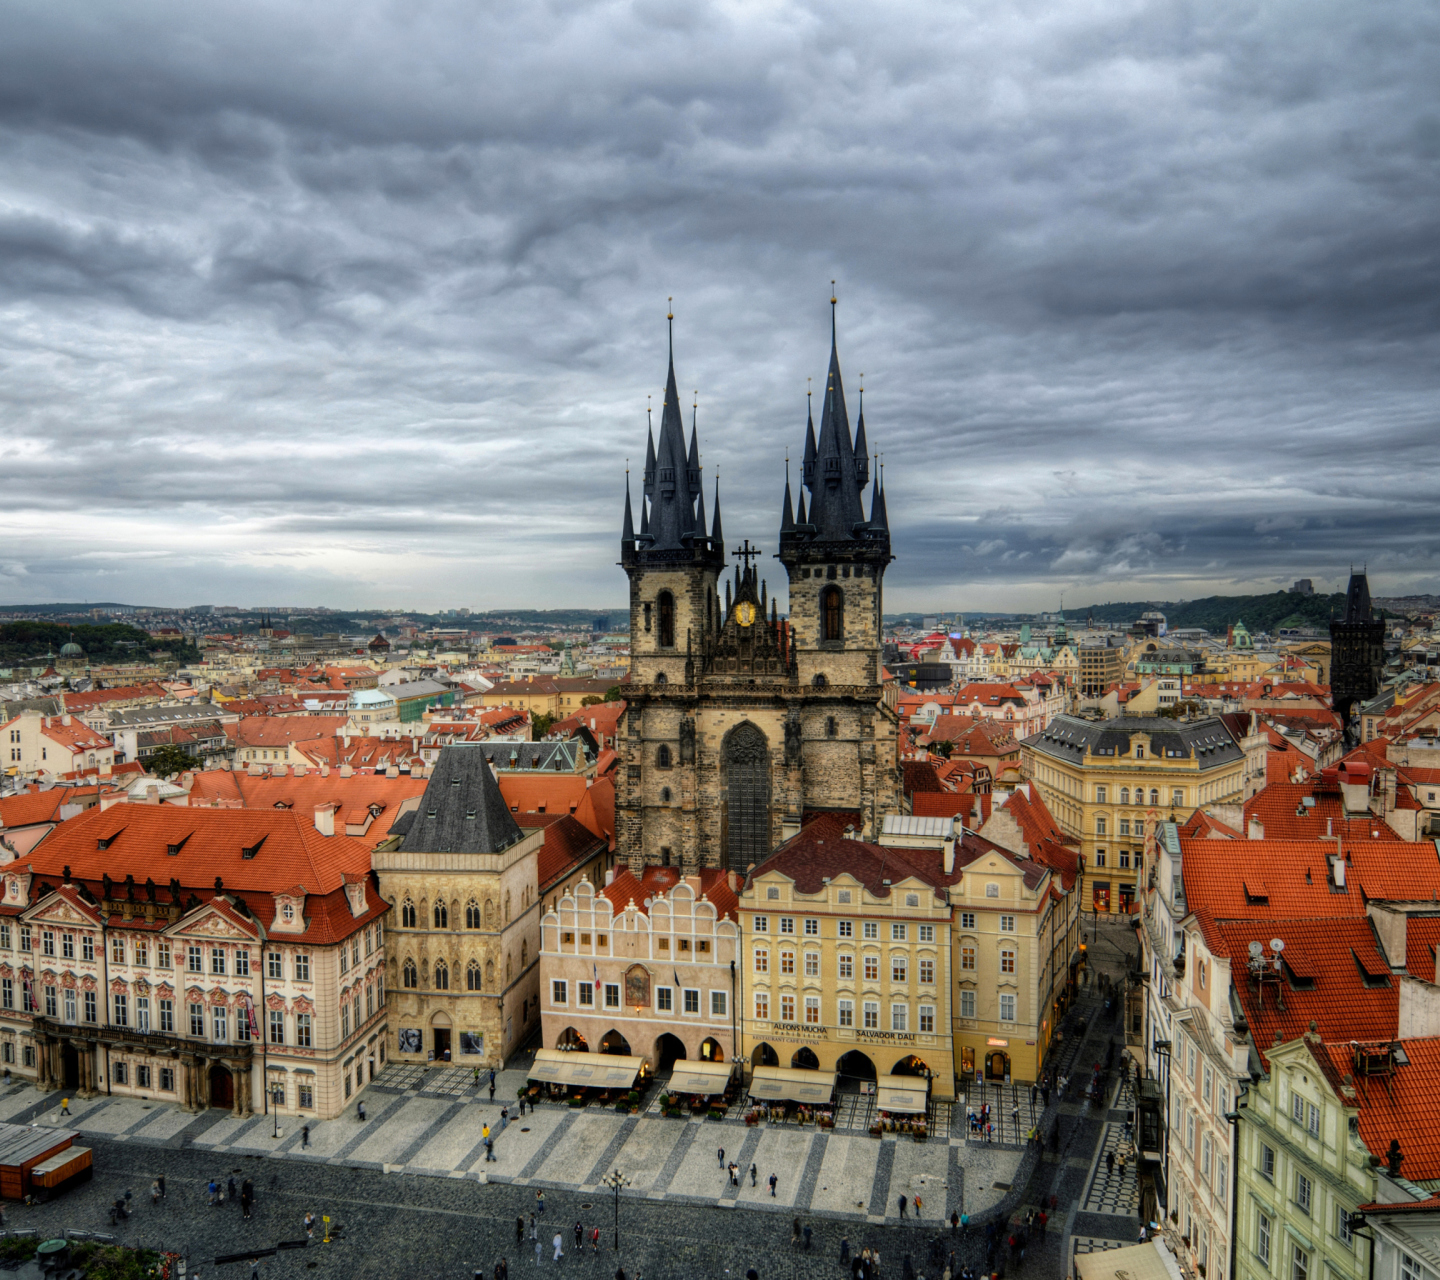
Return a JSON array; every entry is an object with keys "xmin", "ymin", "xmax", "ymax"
[
  {"xmin": 770, "ymin": 1022, "xmax": 827, "ymax": 1037},
  {"xmin": 986, "ymin": 1037, "xmax": 1009, "ymax": 1047},
  {"xmin": 857, "ymin": 1030, "xmax": 916, "ymax": 1044}
]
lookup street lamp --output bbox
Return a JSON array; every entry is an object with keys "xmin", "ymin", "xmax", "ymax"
[
  {"xmin": 601, "ymin": 1168, "xmax": 629, "ymax": 1252},
  {"xmin": 272, "ymin": 1086, "xmax": 284, "ymax": 1139}
]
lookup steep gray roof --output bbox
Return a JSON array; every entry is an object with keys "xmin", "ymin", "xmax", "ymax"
[
  {"xmin": 391, "ymin": 744, "xmax": 524, "ymax": 854},
  {"xmin": 1024, "ymin": 714, "xmax": 1243, "ymax": 770}
]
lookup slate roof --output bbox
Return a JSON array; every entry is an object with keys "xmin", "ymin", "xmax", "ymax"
[
  {"xmin": 471, "ymin": 740, "xmax": 591, "ymax": 772},
  {"xmin": 390, "ymin": 744, "xmax": 524, "ymax": 855},
  {"xmin": 1026, "ymin": 714, "xmax": 1243, "ymax": 768}
]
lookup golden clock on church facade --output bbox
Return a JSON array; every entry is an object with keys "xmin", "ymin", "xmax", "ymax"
[{"xmin": 735, "ymin": 602, "xmax": 757, "ymax": 627}]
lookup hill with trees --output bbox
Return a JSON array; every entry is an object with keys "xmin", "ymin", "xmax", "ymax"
[
  {"xmin": 1066, "ymin": 590, "xmax": 1365, "ymax": 633},
  {"xmin": 0, "ymin": 621, "xmax": 199, "ymax": 665}
]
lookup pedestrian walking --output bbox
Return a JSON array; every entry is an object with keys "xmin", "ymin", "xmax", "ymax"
[
  {"xmin": 486, "ymin": 1138, "xmax": 496, "ymax": 1162},
  {"xmin": 552, "ymin": 1233, "xmax": 564, "ymax": 1263},
  {"xmin": 899, "ymin": 1194, "xmax": 908, "ymax": 1219},
  {"xmin": 490, "ymin": 1079, "xmax": 497, "ymax": 1102},
  {"xmin": 301, "ymin": 1124, "xmax": 310, "ymax": 1148},
  {"xmin": 228, "ymin": 1176, "xmax": 238, "ymax": 1205},
  {"xmin": 792, "ymin": 1218, "xmax": 801, "ymax": 1246},
  {"xmin": 305, "ymin": 1213, "xmax": 316, "ymax": 1239},
  {"xmin": 537, "ymin": 1190, "xmax": 545, "ymax": 1214},
  {"xmin": 750, "ymin": 1163, "xmax": 757, "ymax": 1187},
  {"xmin": 914, "ymin": 1193, "xmax": 923, "ymax": 1218},
  {"xmin": 951, "ymin": 1211, "xmax": 959, "ymax": 1234},
  {"xmin": 517, "ymin": 1216, "xmax": 525, "ymax": 1245},
  {"xmin": 208, "ymin": 1179, "xmax": 218, "ymax": 1206},
  {"xmin": 961, "ymin": 1213, "xmax": 970, "ymax": 1236},
  {"xmin": 1117, "ymin": 1151, "xmax": 1127, "ymax": 1179},
  {"xmin": 729, "ymin": 1162, "xmax": 739, "ymax": 1186},
  {"xmin": 1029, "ymin": 1084, "xmax": 1037, "ymax": 1108},
  {"xmin": 250, "ymin": 1258, "xmax": 260, "ymax": 1280},
  {"xmin": 357, "ymin": 1099, "xmax": 366, "ymax": 1121},
  {"xmin": 530, "ymin": 1214, "xmax": 538, "ymax": 1240},
  {"xmin": 718, "ymin": 1146, "xmax": 726, "ymax": 1168},
  {"xmin": 840, "ymin": 1237, "xmax": 851, "ymax": 1265},
  {"xmin": 769, "ymin": 1173, "xmax": 777, "ymax": 1197},
  {"xmin": 1106, "ymin": 1149, "xmax": 1115, "ymax": 1177},
  {"xmin": 803, "ymin": 1224, "xmax": 813, "ymax": 1251},
  {"xmin": 242, "ymin": 1178, "xmax": 254, "ymax": 1216},
  {"xmin": 591, "ymin": 1227, "xmax": 600, "ymax": 1254},
  {"xmin": 158, "ymin": 1174, "xmax": 166, "ymax": 1200},
  {"xmin": 60, "ymin": 1097, "xmax": 70, "ymax": 1116},
  {"xmin": 535, "ymin": 1240, "xmax": 542, "ymax": 1267},
  {"xmin": 574, "ymin": 1222, "xmax": 583, "ymax": 1251}
]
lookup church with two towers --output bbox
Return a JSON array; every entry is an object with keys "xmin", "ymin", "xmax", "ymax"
[{"xmin": 615, "ymin": 309, "xmax": 900, "ymax": 874}]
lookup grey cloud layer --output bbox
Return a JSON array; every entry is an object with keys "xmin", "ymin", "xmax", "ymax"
[{"xmin": 1, "ymin": 0, "xmax": 1437, "ymax": 610}]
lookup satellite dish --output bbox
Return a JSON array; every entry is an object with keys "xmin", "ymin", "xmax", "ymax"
[
  {"xmin": 1271, "ymin": 938, "xmax": 1285, "ymax": 953},
  {"xmin": 1248, "ymin": 941, "xmax": 1264, "ymax": 958}
]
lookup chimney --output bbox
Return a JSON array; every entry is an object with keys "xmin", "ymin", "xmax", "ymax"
[
  {"xmin": 1331, "ymin": 855, "xmax": 1345, "ymax": 889},
  {"xmin": 145, "ymin": 784, "xmax": 159, "ymax": 804},
  {"xmin": 605, "ymin": 868, "xmax": 616, "ymax": 886},
  {"xmin": 314, "ymin": 804, "xmax": 335, "ymax": 836},
  {"xmin": 319, "ymin": 763, "xmax": 330, "ymax": 777},
  {"xmin": 728, "ymin": 870, "xmax": 740, "ymax": 893},
  {"xmin": 943, "ymin": 835, "xmax": 956, "ymax": 876},
  {"xmin": 62, "ymin": 714, "xmax": 72, "ymax": 726},
  {"xmin": 1248, "ymin": 815, "xmax": 1264, "ymax": 840}
]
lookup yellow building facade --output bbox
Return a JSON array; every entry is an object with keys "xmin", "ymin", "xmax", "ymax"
[{"xmin": 1023, "ymin": 714, "xmax": 1246, "ymax": 913}]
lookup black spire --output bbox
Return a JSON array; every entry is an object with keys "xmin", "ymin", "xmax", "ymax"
[
  {"xmin": 645, "ymin": 303, "xmax": 700, "ymax": 552},
  {"xmin": 801, "ymin": 386, "xmax": 817, "ymax": 488},
  {"xmin": 621, "ymin": 473, "xmax": 635, "ymax": 545},
  {"xmin": 854, "ymin": 377, "xmax": 869, "ymax": 489},
  {"xmin": 780, "ymin": 458, "xmax": 795, "ymax": 534},
  {"xmin": 1343, "ymin": 569, "xmax": 1374, "ymax": 624},
  {"xmin": 805, "ymin": 296, "xmax": 868, "ymax": 541},
  {"xmin": 711, "ymin": 476, "xmax": 723, "ymax": 549}
]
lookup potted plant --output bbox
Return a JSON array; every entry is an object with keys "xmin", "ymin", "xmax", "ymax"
[
  {"xmin": 708, "ymin": 1106, "xmax": 725, "ymax": 1121},
  {"xmin": 745, "ymin": 1110, "xmax": 760, "ymax": 1126}
]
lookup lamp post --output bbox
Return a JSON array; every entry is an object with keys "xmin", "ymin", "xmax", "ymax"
[
  {"xmin": 271, "ymin": 1085, "xmax": 283, "ymax": 1139},
  {"xmin": 601, "ymin": 1168, "xmax": 629, "ymax": 1252}
]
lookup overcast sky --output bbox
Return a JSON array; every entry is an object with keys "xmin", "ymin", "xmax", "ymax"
[{"xmin": 2, "ymin": 0, "xmax": 1437, "ymax": 616}]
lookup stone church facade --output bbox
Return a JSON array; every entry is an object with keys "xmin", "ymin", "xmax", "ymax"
[{"xmin": 616, "ymin": 310, "xmax": 900, "ymax": 873}]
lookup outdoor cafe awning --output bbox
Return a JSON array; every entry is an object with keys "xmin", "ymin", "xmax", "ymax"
[
  {"xmin": 875, "ymin": 1077, "xmax": 930, "ymax": 1115},
  {"xmin": 668, "ymin": 1059, "xmax": 734, "ymax": 1096},
  {"xmin": 748, "ymin": 1066, "xmax": 837, "ymax": 1104},
  {"xmin": 1075, "ymin": 1242, "xmax": 1183, "ymax": 1280},
  {"xmin": 528, "ymin": 1049, "xmax": 646, "ymax": 1089}
]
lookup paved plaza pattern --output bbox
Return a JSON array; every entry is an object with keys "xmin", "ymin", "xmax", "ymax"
[{"xmin": 12, "ymin": 1064, "xmax": 1022, "ymax": 1227}]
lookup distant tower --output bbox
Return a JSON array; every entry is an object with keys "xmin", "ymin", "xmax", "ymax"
[{"xmin": 1330, "ymin": 570, "xmax": 1385, "ymax": 742}]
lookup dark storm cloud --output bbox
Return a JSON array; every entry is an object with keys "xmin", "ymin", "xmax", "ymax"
[{"xmin": 1, "ymin": 0, "xmax": 1438, "ymax": 611}]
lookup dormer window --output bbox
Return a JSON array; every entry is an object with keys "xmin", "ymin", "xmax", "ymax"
[{"xmin": 281, "ymin": 904, "xmax": 295, "ymax": 922}]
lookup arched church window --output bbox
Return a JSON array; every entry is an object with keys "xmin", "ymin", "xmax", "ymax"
[
  {"xmin": 812, "ymin": 673, "xmax": 828, "ymax": 689},
  {"xmin": 402, "ymin": 959, "xmax": 417, "ymax": 989},
  {"xmin": 467, "ymin": 960, "xmax": 482, "ymax": 991},
  {"xmin": 433, "ymin": 901, "xmax": 448, "ymax": 929},
  {"xmin": 401, "ymin": 899, "xmax": 416, "ymax": 929},
  {"xmin": 724, "ymin": 722, "xmax": 771, "ymax": 869},
  {"xmin": 655, "ymin": 672, "xmax": 667, "ymax": 686},
  {"xmin": 466, "ymin": 899, "xmax": 481, "ymax": 929},
  {"xmin": 434, "ymin": 959, "xmax": 449, "ymax": 990},
  {"xmin": 657, "ymin": 744, "xmax": 672, "ymax": 769},
  {"xmin": 658, "ymin": 592, "xmax": 675, "ymax": 648},
  {"xmin": 822, "ymin": 587, "xmax": 844, "ymax": 642}
]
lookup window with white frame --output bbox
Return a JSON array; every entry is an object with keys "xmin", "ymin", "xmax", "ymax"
[
  {"xmin": 711, "ymin": 990, "xmax": 726, "ymax": 1017},
  {"xmin": 1256, "ymin": 1211, "xmax": 1271, "ymax": 1265},
  {"xmin": 890, "ymin": 1002, "xmax": 908, "ymax": 1032},
  {"xmin": 552, "ymin": 980, "xmax": 567, "ymax": 1005},
  {"xmin": 657, "ymin": 987, "xmax": 672, "ymax": 1012},
  {"xmin": 1291, "ymin": 1244, "xmax": 1308, "ymax": 1280},
  {"xmin": 805, "ymin": 952, "xmax": 820, "ymax": 977},
  {"xmin": 862, "ymin": 922, "xmax": 878, "ymax": 939},
  {"xmin": 1000, "ymin": 916, "xmax": 1016, "ymax": 932},
  {"xmin": 805, "ymin": 996, "xmax": 821, "ymax": 1024},
  {"xmin": 1335, "ymin": 1205, "xmax": 1352, "ymax": 1248},
  {"xmin": 683, "ymin": 989, "xmax": 700, "ymax": 1014},
  {"xmin": 960, "ymin": 912, "xmax": 975, "ymax": 929},
  {"xmin": 779, "ymin": 917, "xmax": 794, "ymax": 934},
  {"xmin": 753, "ymin": 916, "xmax": 768, "ymax": 932},
  {"xmin": 863, "ymin": 1000, "xmax": 879, "ymax": 1029},
  {"xmin": 892, "ymin": 956, "xmax": 907, "ymax": 983},
  {"xmin": 919, "ymin": 1005, "xmax": 934, "ymax": 1033},
  {"xmin": 998, "ymin": 993, "xmax": 1016, "ymax": 1022},
  {"xmin": 604, "ymin": 984, "xmax": 620, "ymax": 1009},
  {"xmin": 780, "ymin": 995, "xmax": 795, "ymax": 1021},
  {"xmin": 837, "ymin": 920, "xmax": 852, "ymax": 937},
  {"xmin": 1296, "ymin": 1172, "xmax": 1312, "ymax": 1214},
  {"xmin": 838, "ymin": 953, "xmax": 853, "ymax": 980},
  {"xmin": 919, "ymin": 958, "xmax": 934, "ymax": 984},
  {"xmin": 754, "ymin": 991, "xmax": 768, "ymax": 1020},
  {"xmin": 891, "ymin": 923, "xmax": 907, "ymax": 941},
  {"xmin": 754, "ymin": 947, "xmax": 769, "ymax": 973},
  {"xmin": 960, "ymin": 990, "xmax": 976, "ymax": 1018},
  {"xmin": 804, "ymin": 919, "xmax": 819, "ymax": 935},
  {"xmin": 838, "ymin": 999, "xmax": 853, "ymax": 1027}
]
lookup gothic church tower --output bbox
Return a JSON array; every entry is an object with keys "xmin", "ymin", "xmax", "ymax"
[{"xmin": 616, "ymin": 305, "xmax": 898, "ymax": 875}]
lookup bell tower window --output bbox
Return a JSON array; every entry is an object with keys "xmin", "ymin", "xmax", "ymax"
[
  {"xmin": 658, "ymin": 592, "xmax": 675, "ymax": 648},
  {"xmin": 822, "ymin": 587, "xmax": 844, "ymax": 643}
]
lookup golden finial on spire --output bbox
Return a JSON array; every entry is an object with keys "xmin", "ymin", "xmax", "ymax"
[
  {"xmin": 667, "ymin": 296, "xmax": 673, "ymax": 320},
  {"xmin": 807, "ymin": 377, "xmax": 812, "ymax": 399},
  {"xmin": 831, "ymin": 279, "xmax": 837, "ymax": 304}
]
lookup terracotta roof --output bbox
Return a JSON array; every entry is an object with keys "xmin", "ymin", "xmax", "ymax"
[
  {"xmin": 1181, "ymin": 837, "xmax": 1440, "ymax": 918},
  {"xmin": 516, "ymin": 813, "xmax": 608, "ymax": 891},
  {"xmin": 901, "ymin": 760, "xmax": 948, "ymax": 796},
  {"xmin": 0, "ymin": 789, "xmax": 70, "ymax": 829},
  {"xmin": 37, "ymin": 718, "xmax": 113, "ymax": 752},
  {"xmin": 187, "ymin": 768, "xmax": 427, "ymax": 849},
  {"xmin": 1316, "ymin": 1037, "xmax": 1440, "ymax": 1183},
  {"xmin": 1209, "ymin": 918, "xmax": 1399, "ymax": 1069},
  {"xmin": 232, "ymin": 715, "xmax": 350, "ymax": 748},
  {"xmin": 912, "ymin": 791, "xmax": 991, "ymax": 823},
  {"xmin": 599, "ymin": 865, "xmax": 739, "ymax": 920},
  {"xmin": 20, "ymin": 803, "xmax": 372, "ymax": 897},
  {"xmin": 1404, "ymin": 918, "xmax": 1440, "ymax": 981},
  {"xmin": 999, "ymin": 787, "xmax": 1080, "ymax": 890},
  {"xmin": 1243, "ymin": 779, "xmax": 1408, "ymax": 843}
]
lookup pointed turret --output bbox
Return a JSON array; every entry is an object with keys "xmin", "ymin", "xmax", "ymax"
[
  {"xmin": 869, "ymin": 472, "xmax": 887, "ymax": 530},
  {"xmin": 795, "ymin": 488, "xmax": 807, "ymax": 528},
  {"xmin": 710, "ymin": 477, "xmax": 723, "ymax": 549},
  {"xmin": 780, "ymin": 460, "xmax": 795, "ymax": 534},
  {"xmin": 694, "ymin": 479, "xmax": 707, "ymax": 547},
  {"xmin": 621, "ymin": 476, "xmax": 636, "ymax": 545},
  {"xmin": 801, "ymin": 393, "xmax": 817, "ymax": 488},
  {"xmin": 806, "ymin": 313, "xmax": 868, "ymax": 540},
  {"xmin": 643, "ymin": 415, "xmax": 656, "ymax": 496},
  {"xmin": 686, "ymin": 413, "xmax": 701, "ymax": 497},
  {"xmin": 854, "ymin": 383, "xmax": 869, "ymax": 489}
]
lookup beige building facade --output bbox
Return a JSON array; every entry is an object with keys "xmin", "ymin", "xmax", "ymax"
[
  {"xmin": 375, "ymin": 747, "xmax": 544, "ymax": 1067},
  {"xmin": 539, "ymin": 867, "xmax": 739, "ymax": 1067}
]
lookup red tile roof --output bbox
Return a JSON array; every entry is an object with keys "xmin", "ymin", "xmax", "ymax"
[
  {"xmin": 1404, "ymin": 918, "xmax": 1440, "ymax": 983},
  {"xmin": 516, "ymin": 813, "xmax": 607, "ymax": 891},
  {"xmin": 1181, "ymin": 837, "xmax": 1440, "ymax": 919},
  {"xmin": 600, "ymin": 865, "xmax": 739, "ymax": 921},
  {"xmin": 232, "ymin": 715, "xmax": 351, "ymax": 748},
  {"xmin": 1316, "ymin": 1037, "xmax": 1440, "ymax": 1183},
  {"xmin": 0, "ymin": 789, "xmax": 71, "ymax": 829},
  {"xmin": 1209, "ymin": 918, "xmax": 1399, "ymax": 1068},
  {"xmin": 1243, "ymin": 779, "xmax": 1408, "ymax": 843}
]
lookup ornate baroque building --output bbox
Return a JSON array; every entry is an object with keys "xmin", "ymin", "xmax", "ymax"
[{"xmin": 616, "ymin": 308, "xmax": 899, "ymax": 872}]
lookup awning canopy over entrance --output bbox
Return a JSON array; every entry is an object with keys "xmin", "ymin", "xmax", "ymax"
[
  {"xmin": 1075, "ymin": 1243, "xmax": 1183, "ymax": 1280},
  {"xmin": 748, "ymin": 1066, "xmax": 837, "ymax": 1104},
  {"xmin": 528, "ymin": 1049, "xmax": 645, "ymax": 1089},
  {"xmin": 669, "ymin": 1059, "xmax": 734, "ymax": 1096},
  {"xmin": 875, "ymin": 1077, "xmax": 929, "ymax": 1115}
]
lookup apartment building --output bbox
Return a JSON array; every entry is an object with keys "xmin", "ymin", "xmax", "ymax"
[{"xmin": 1, "ymin": 804, "xmax": 388, "ymax": 1120}]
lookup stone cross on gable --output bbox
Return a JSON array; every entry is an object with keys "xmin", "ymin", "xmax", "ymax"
[{"xmin": 731, "ymin": 539, "xmax": 761, "ymax": 572}]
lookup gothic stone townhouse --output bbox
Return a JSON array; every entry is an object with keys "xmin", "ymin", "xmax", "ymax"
[
  {"xmin": 0, "ymin": 804, "xmax": 388, "ymax": 1120},
  {"xmin": 617, "ymin": 308, "xmax": 899, "ymax": 873}
]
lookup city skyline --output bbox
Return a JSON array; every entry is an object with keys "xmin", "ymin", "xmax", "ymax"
[{"xmin": 2, "ymin": 0, "xmax": 1437, "ymax": 612}]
